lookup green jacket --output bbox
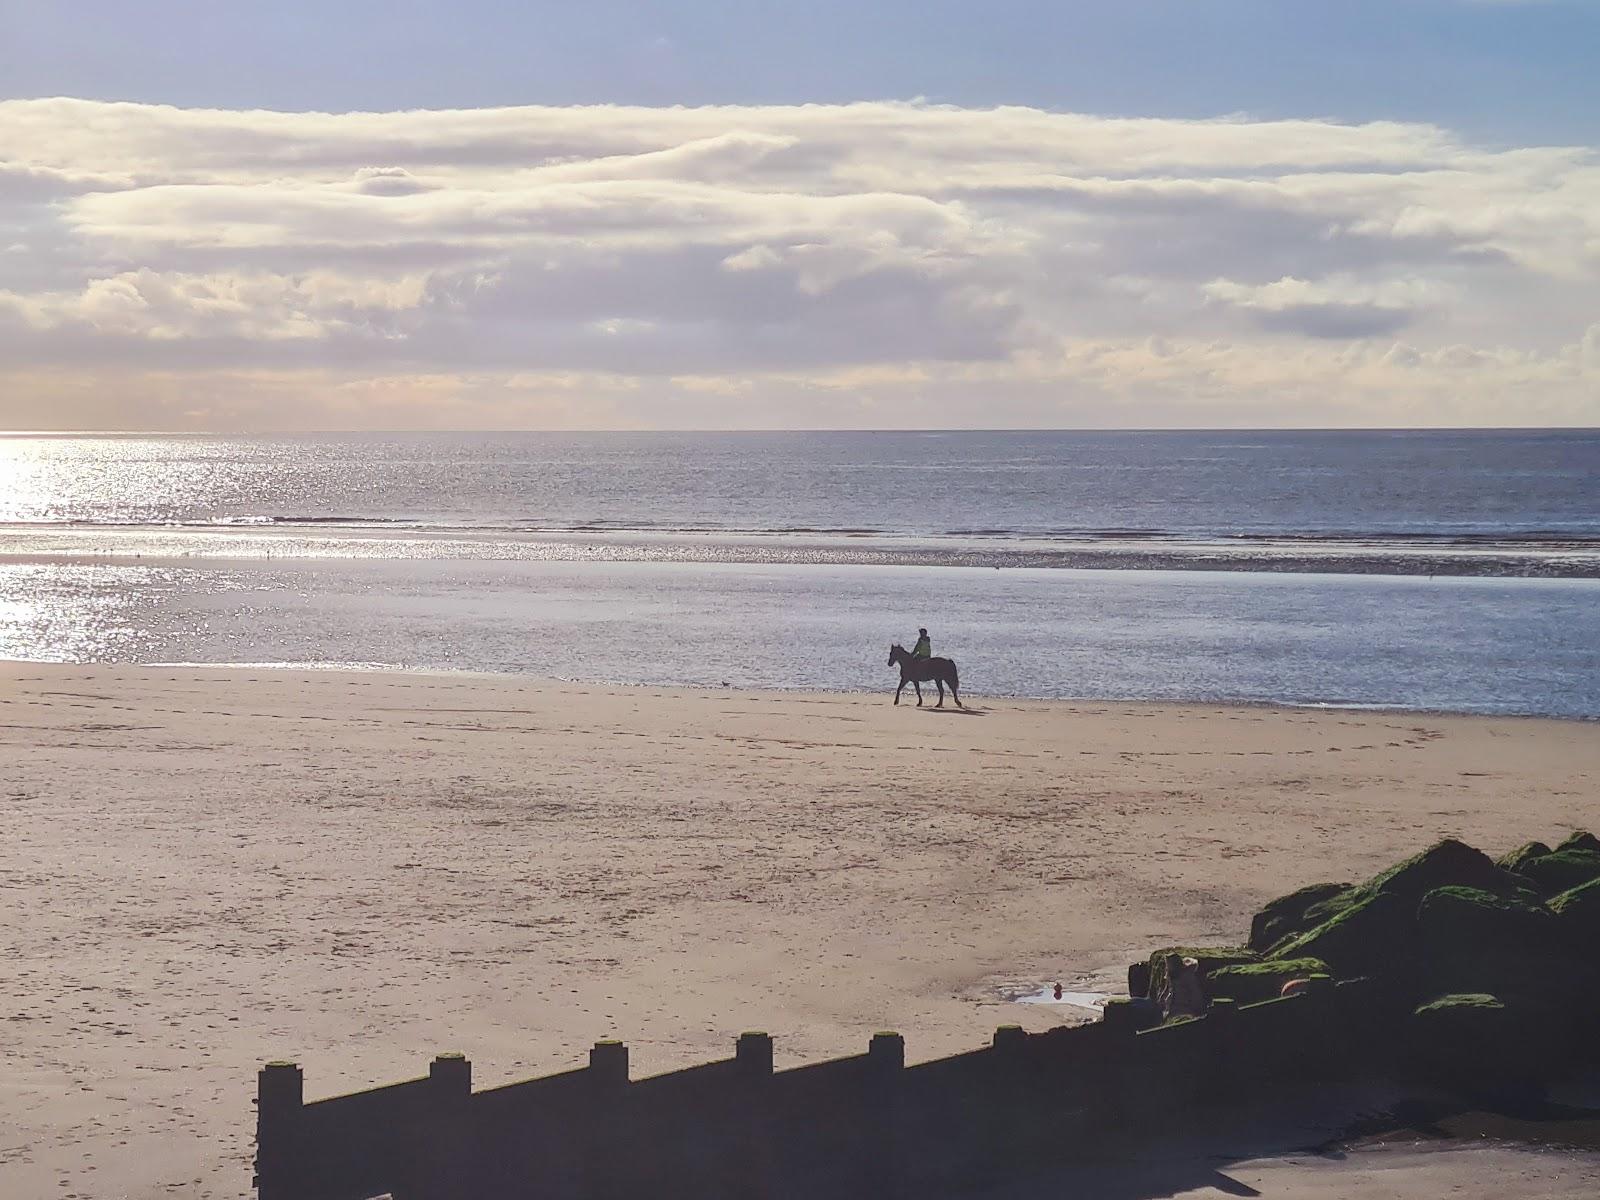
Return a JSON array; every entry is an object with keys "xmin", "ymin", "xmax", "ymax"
[{"xmin": 912, "ymin": 635, "xmax": 932, "ymax": 659}]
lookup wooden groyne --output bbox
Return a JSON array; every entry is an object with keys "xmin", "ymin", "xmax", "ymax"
[{"xmin": 256, "ymin": 977, "xmax": 1404, "ymax": 1199}]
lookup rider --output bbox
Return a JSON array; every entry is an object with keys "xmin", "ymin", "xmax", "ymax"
[{"xmin": 912, "ymin": 628, "xmax": 932, "ymax": 659}]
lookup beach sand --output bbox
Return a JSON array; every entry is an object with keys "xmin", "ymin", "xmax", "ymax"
[{"xmin": 1, "ymin": 663, "xmax": 1596, "ymax": 1197}]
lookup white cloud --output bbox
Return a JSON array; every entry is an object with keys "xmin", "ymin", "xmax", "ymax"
[
  {"xmin": 1202, "ymin": 275, "xmax": 1443, "ymax": 338},
  {"xmin": 0, "ymin": 98, "xmax": 1595, "ymax": 428},
  {"xmin": 0, "ymin": 269, "xmax": 429, "ymax": 341}
]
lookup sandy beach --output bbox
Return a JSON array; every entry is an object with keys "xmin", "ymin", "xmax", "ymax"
[{"xmin": 2, "ymin": 663, "xmax": 1597, "ymax": 1198}]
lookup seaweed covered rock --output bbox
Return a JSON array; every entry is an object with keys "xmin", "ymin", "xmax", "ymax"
[
  {"xmin": 1411, "ymin": 992, "xmax": 1581, "ymax": 1100},
  {"xmin": 1495, "ymin": 841, "xmax": 1552, "ymax": 875},
  {"xmin": 1549, "ymin": 877, "xmax": 1600, "ymax": 945},
  {"xmin": 1516, "ymin": 848, "xmax": 1600, "ymax": 897},
  {"xmin": 1365, "ymin": 837, "xmax": 1505, "ymax": 902},
  {"xmin": 1118, "ymin": 834, "xmax": 1599, "ymax": 1084},
  {"xmin": 1247, "ymin": 882, "xmax": 1353, "ymax": 954},
  {"xmin": 1414, "ymin": 991, "xmax": 1504, "ymax": 1017},
  {"xmin": 1206, "ymin": 957, "xmax": 1331, "ymax": 1005},
  {"xmin": 1555, "ymin": 830, "xmax": 1600, "ymax": 854},
  {"xmin": 1144, "ymin": 946, "xmax": 1257, "ymax": 1009},
  {"xmin": 1269, "ymin": 889, "xmax": 1416, "ymax": 979},
  {"xmin": 1243, "ymin": 840, "xmax": 1538, "ymax": 968},
  {"xmin": 1411, "ymin": 993, "xmax": 1517, "ymax": 1091},
  {"xmin": 1416, "ymin": 885, "xmax": 1561, "ymax": 996}
]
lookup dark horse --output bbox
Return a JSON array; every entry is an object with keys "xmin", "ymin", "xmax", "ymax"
[{"xmin": 888, "ymin": 644, "xmax": 963, "ymax": 708}]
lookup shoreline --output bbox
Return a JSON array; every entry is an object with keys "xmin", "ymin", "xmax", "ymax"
[
  {"xmin": 3, "ymin": 663, "xmax": 1598, "ymax": 1196},
  {"xmin": 10, "ymin": 656, "xmax": 1599, "ymax": 725}
]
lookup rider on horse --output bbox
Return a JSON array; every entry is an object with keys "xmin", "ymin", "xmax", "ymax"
[{"xmin": 888, "ymin": 631, "xmax": 962, "ymax": 708}]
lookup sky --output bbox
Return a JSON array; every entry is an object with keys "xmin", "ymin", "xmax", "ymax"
[{"xmin": 1, "ymin": 1, "xmax": 1597, "ymax": 430}]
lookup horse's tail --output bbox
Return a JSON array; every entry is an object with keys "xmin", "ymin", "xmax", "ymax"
[{"xmin": 948, "ymin": 660, "xmax": 959, "ymax": 690}]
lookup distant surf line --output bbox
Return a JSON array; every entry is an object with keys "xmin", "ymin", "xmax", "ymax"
[{"xmin": 2, "ymin": 523, "xmax": 1597, "ymax": 579}]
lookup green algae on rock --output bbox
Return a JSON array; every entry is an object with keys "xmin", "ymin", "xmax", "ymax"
[
  {"xmin": 1414, "ymin": 992, "xmax": 1505, "ymax": 1015},
  {"xmin": 1247, "ymin": 882, "xmax": 1352, "ymax": 954},
  {"xmin": 1416, "ymin": 885, "xmax": 1563, "ymax": 996},
  {"xmin": 1122, "ymin": 834, "xmax": 1600, "ymax": 1105},
  {"xmin": 1555, "ymin": 830, "xmax": 1600, "ymax": 854},
  {"xmin": 1143, "ymin": 946, "xmax": 1258, "ymax": 1006},
  {"xmin": 1365, "ymin": 838, "xmax": 1504, "ymax": 901},
  {"xmin": 1516, "ymin": 848, "xmax": 1600, "ymax": 896},
  {"xmin": 1206, "ymin": 957, "xmax": 1332, "ymax": 1004},
  {"xmin": 1549, "ymin": 876, "xmax": 1600, "ymax": 943},
  {"xmin": 1495, "ymin": 840, "xmax": 1553, "ymax": 875},
  {"xmin": 1268, "ymin": 888, "xmax": 1416, "ymax": 978}
]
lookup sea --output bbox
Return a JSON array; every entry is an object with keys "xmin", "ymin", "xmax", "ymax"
[{"xmin": 2, "ymin": 430, "xmax": 1597, "ymax": 717}]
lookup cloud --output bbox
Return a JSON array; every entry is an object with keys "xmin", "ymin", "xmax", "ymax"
[
  {"xmin": 1202, "ymin": 276, "xmax": 1438, "ymax": 338},
  {"xmin": 0, "ymin": 268, "xmax": 428, "ymax": 341},
  {"xmin": 0, "ymin": 98, "xmax": 1595, "ymax": 428}
]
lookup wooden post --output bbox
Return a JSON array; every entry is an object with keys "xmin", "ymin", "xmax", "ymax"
[
  {"xmin": 254, "ymin": 1061, "xmax": 303, "ymax": 1200},
  {"xmin": 735, "ymin": 1033, "xmax": 774, "ymax": 1196},
  {"xmin": 583, "ymin": 1041, "xmax": 629, "ymax": 1198},
  {"xmin": 868, "ymin": 1030, "xmax": 905, "ymax": 1071},
  {"xmin": 425, "ymin": 1053, "xmax": 473, "ymax": 1200},
  {"xmin": 1103, "ymin": 995, "xmax": 1164, "ymax": 1037},
  {"xmin": 992, "ymin": 1024, "xmax": 1027, "ymax": 1053},
  {"xmin": 988, "ymin": 1025, "xmax": 1032, "ymax": 1166},
  {"xmin": 737, "ymin": 1030, "xmax": 774, "ymax": 1077},
  {"xmin": 865, "ymin": 1033, "xmax": 904, "ymax": 1197},
  {"xmin": 589, "ymin": 1039, "xmax": 629, "ymax": 1086},
  {"xmin": 430, "ymin": 1050, "xmax": 473, "ymax": 1100}
]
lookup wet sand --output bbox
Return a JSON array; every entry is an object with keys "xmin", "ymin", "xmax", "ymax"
[
  {"xmin": 1156, "ymin": 1140, "xmax": 1600, "ymax": 1199},
  {"xmin": 1, "ymin": 663, "xmax": 1596, "ymax": 1197}
]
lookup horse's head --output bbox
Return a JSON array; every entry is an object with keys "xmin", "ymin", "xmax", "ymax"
[{"xmin": 888, "ymin": 643, "xmax": 905, "ymax": 667}]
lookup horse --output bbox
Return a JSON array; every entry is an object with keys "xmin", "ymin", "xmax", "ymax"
[{"xmin": 887, "ymin": 643, "xmax": 963, "ymax": 708}]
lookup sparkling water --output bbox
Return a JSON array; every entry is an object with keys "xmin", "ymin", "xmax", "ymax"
[{"xmin": 2, "ymin": 430, "xmax": 1596, "ymax": 715}]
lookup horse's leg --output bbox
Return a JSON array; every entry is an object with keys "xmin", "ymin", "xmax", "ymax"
[
  {"xmin": 894, "ymin": 678, "xmax": 906, "ymax": 705},
  {"xmin": 951, "ymin": 676, "xmax": 963, "ymax": 708},
  {"xmin": 935, "ymin": 677, "xmax": 945, "ymax": 708},
  {"xmin": 913, "ymin": 680, "xmax": 923, "ymax": 706}
]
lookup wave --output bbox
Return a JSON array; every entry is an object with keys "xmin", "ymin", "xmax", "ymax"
[
  {"xmin": 265, "ymin": 515, "xmax": 415, "ymax": 525},
  {"xmin": 5, "ymin": 515, "xmax": 1599, "ymax": 546},
  {"xmin": 4, "ymin": 522, "xmax": 1600, "ymax": 579}
]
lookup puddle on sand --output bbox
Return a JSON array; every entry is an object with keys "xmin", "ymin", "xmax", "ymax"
[{"xmin": 998, "ymin": 983, "xmax": 1114, "ymax": 1010}]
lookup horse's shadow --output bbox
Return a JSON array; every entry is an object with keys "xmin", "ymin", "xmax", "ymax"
[{"xmin": 919, "ymin": 705, "xmax": 987, "ymax": 717}]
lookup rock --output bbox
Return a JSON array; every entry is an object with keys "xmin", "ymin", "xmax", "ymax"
[
  {"xmin": 1248, "ymin": 882, "xmax": 1353, "ymax": 953},
  {"xmin": 1555, "ymin": 830, "xmax": 1600, "ymax": 854},
  {"xmin": 1365, "ymin": 837, "xmax": 1504, "ymax": 902},
  {"xmin": 1416, "ymin": 885, "xmax": 1561, "ymax": 996},
  {"xmin": 1496, "ymin": 841, "xmax": 1552, "ymax": 875},
  {"xmin": 1411, "ymin": 992, "xmax": 1579, "ymax": 1101},
  {"xmin": 1269, "ymin": 889, "xmax": 1416, "ymax": 980},
  {"xmin": 1411, "ymin": 993, "xmax": 1519, "ymax": 1093},
  {"xmin": 1414, "ymin": 991, "xmax": 1505, "ymax": 1017},
  {"xmin": 1516, "ymin": 848, "xmax": 1600, "ymax": 896},
  {"xmin": 1248, "ymin": 841, "xmax": 1539, "ymax": 963},
  {"xmin": 1206, "ymin": 957, "xmax": 1331, "ymax": 1004},
  {"xmin": 1549, "ymin": 877, "xmax": 1600, "ymax": 945},
  {"xmin": 1144, "ymin": 946, "xmax": 1257, "ymax": 1011},
  {"xmin": 1163, "ymin": 956, "xmax": 1207, "ymax": 1019}
]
